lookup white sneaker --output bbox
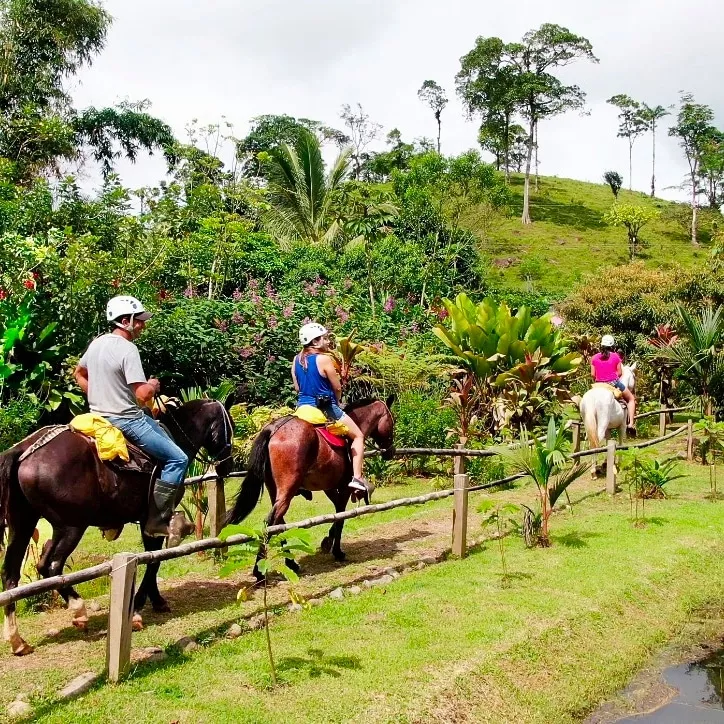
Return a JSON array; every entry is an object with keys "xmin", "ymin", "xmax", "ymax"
[{"xmin": 349, "ymin": 478, "xmax": 367, "ymax": 492}]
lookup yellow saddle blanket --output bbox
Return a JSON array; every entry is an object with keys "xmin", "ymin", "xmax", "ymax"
[
  {"xmin": 70, "ymin": 413, "xmax": 130, "ymax": 462},
  {"xmin": 592, "ymin": 382, "xmax": 623, "ymax": 400},
  {"xmin": 293, "ymin": 405, "xmax": 349, "ymax": 437}
]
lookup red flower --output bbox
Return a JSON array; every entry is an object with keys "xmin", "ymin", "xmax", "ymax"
[
  {"xmin": 111, "ymin": 279, "xmax": 121, "ymax": 289},
  {"xmin": 0, "ymin": 288, "xmax": 6, "ymax": 300},
  {"xmin": 23, "ymin": 279, "xmax": 36, "ymax": 290}
]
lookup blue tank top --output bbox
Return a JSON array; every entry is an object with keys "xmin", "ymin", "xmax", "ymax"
[{"xmin": 294, "ymin": 354, "xmax": 337, "ymax": 407}]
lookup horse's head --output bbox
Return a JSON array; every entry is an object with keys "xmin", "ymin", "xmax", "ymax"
[
  {"xmin": 346, "ymin": 395, "xmax": 396, "ymax": 460},
  {"xmin": 160, "ymin": 399, "xmax": 235, "ymax": 478},
  {"xmin": 620, "ymin": 362, "xmax": 637, "ymax": 393}
]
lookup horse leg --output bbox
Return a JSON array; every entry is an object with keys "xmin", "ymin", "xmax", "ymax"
[
  {"xmin": 40, "ymin": 526, "xmax": 89, "ymax": 630},
  {"xmin": 322, "ymin": 487, "xmax": 351, "ymax": 562},
  {"xmin": 2, "ymin": 508, "xmax": 38, "ymax": 655},
  {"xmin": 132, "ymin": 533, "xmax": 168, "ymax": 631}
]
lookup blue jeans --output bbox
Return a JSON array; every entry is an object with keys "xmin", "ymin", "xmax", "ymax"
[{"xmin": 107, "ymin": 414, "xmax": 189, "ymax": 485}]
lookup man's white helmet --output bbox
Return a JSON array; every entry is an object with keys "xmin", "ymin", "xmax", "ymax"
[
  {"xmin": 106, "ymin": 296, "xmax": 152, "ymax": 323},
  {"xmin": 299, "ymin": 322, "xmax": 328, "ymax": 346},
  {"xmin": 601, "ymin": 334, "xmax": 616, "ymax": 348}
]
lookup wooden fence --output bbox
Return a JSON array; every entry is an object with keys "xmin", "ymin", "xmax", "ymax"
[{"xmin": 0, "ymin": 410, "xmax": 695, "ymax": 682}]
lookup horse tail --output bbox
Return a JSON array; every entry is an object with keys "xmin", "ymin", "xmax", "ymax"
[
  {"xmin": 225, "ymin": 425, "xmax": 273, "ymax": 526},
  {"xmin": 0, "ymin": 446, "xmax": 23, "ymax": 547},
  {"xmin": 581, "ymin": 397, "xmax": 600, "ymax": 449}
]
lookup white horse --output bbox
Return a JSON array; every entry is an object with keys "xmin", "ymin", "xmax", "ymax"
[{"xmin": 575, "ymin": 363, "xmax": 636, "ymax": 477}]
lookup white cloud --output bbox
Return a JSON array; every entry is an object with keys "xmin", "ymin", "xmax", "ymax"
[{"xmin": 73, "ymin": 0, "xmax": 724, "ymax": 202}]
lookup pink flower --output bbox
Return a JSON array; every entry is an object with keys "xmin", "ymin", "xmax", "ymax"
[
  {"xmin": 383, "ymin": 296, "xmax": 396, "ymax": 313},
  {"xmin": 268, "ymin": 316, "xmax": 278, "ymax": 329},
  {"xmin": 183, "ymin": 286, "xmax": 195, "ymax": 298},
  {"xmin": 267, "ymin": 355, "xmax": 277, "ymax": 363},
  {"xmin": 238, "ymin": 346, "xmax": 254, "ymax": 359},
  {"xmin": 282, "ymin": 304, "xmax": 294, "ymax": 319},
  {"xmin": 265, "ymin": 282, "xmax": 278, "ymax": 301},
  {"xmin": 250, "ymin": 293, "xmax": 262, "ymax": 305},
  {"xmin": 253, "ymin": 333, "xmax": 263, "ymax": 344},
  {"xmin": 214, "ymin": 319, "xmax": 229, "ymax": 332},
  {"xmin": 248, "ymin": 279, "xmax": 259, "ymax": 291},
  {"xmin": 0, "ymin": 288, "xmax": 6, "ymax": 300},
  {"xmin": 304, "ymin": 282, "xmax": 319, "ymax": 297},
  {"xmin": 335, "ymin": 306, "xmax": 350, "ymax": 323},
  {"xmin": 436, "ymin": 307, "xmax": 449, "ymax": 320},
  {"xmin": 23, "ymin": 278, "xmax": 36, "ymax": 290},
  {"xmin": 232, "ymin": 288, "xmax": 242, "ymax": 301}
]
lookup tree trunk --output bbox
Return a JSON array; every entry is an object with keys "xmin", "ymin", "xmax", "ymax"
[
  {"xmin": 534, "ymin": 121, "xmax": 539, "ymax": 192},
  {"xmin": 650, "ymin": 121, "xmax": 656, "ymax": 198},
  {"xmin": 504, "ymin": 111, "xmax": 510, "ymax": 184},
  {"xmin": 521, "ymin": 117, "xmax": 534, "ymax": 225},
  {"xmin": 629, "ymin": 139, "xmax": 633, "ymax": 191},
  {"xmin": 436, "ymin": 115, "xmax": 441, "ymax": 155},
  {"xmin": 691, "ymin": 171, "xmax": 699, "ymax": 245}
]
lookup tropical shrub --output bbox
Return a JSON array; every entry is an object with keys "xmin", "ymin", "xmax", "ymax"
[{"xmin": 433, "ymin": 294, "xmax": 581, "ymax": 431}]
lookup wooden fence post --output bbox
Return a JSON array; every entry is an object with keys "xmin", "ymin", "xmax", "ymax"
[
  {"xmin": 207, "ymin": 472, "xmax": 226, "ymax": 540},
  {"xmin": 687, "ymin": 418, "xmax": 694, "ymax": 462},
  {"xmin": 659, "ymin": 408, "xmax": 667, "ymax": 437},
  {"xmin": 572, "ymin": 421, "xmax": 581, "ymax": 453},
  {"xmin": 606, "ymin": 439, "xmax": 617, "ymax": 495},
  {"xmin": 452, "ymin": 445, "xmax": 469, "ymax": 558},
  {"xmin": 106, "ymin": 553, "xmax": 137, "ymax": 683}
]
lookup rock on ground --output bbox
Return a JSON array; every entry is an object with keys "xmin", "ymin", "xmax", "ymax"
[
  {"xmin": 347, "ymin": 586, "xmax": 362, "ymax": 595},
  {"xmin": 132, "ymin": 646, "xmax": 167, "ymax": 664},
  {"xmin": 226, "ymin": 623, "xmax": 243, "ymax": 639},
  {"xmin": 328, "ymin": 587, "xmax": 345, "ymax": 600},
  {"xmin": 7, "ymin": 700, "xmax": 32, "ymax": 718},
  {"xmin": 58, "ymin": 672, "xmax": 99, "ymax": 700},
  {"xmin": 175, "ymin": 636, "xmax": 200, "ymax": 653}
]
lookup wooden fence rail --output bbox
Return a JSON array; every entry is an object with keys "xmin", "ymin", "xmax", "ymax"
[{"xmin": 0, "ymin": 413, "xmax": 695, "ymax": 682}]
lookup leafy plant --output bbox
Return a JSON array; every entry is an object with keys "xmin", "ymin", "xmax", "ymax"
[
  {"xmin": 693, "ymin": 416, "xmax": 724, "ymax": 498},
  {"xmin": 497, "ymin": 417, "xmax": 588, "ymax": 546},
  {"xmin": 604, "ymin": 203, "xmax": 658, "ymax": 260},
  {"xmin": 220, "ymin": 524, "xmax": 315, "ymax": 686},
  {"xmin": 621, "ymin": 449, "xmax": 684, "ymax": 525},
  {"xmin": 478, "ymin": 499, "xmax": 520, "ymax": 584}
]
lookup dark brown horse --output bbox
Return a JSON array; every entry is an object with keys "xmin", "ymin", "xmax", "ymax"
[
  {"xmin": 0, "ymin": 399, "xmax": 234, "ymax": 655},
  {"xmin": 225, "ymin": 397, "xmax": 395, "ymax": 577}
]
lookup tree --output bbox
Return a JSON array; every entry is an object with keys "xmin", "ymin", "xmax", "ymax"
[
  {"xmin": 456, "ymin": 37, "xmax": 522, "ymax": 183},
  {"xmin": 417, "ymin": 80, "xmax": 448, "ymax": 154},
  {"xmin": 478, "ymin": 118, "xmax": 527, "ymax": 172},
  {"xmin": 604, "ymin": 202, "xmax": 658, "ymax": 260},
  {"xmin": 638, "ymin": 103, "xmax": 670, "ymax": 197},
  {"xmin": 263, "ymin": 128, "xmax": 350, "ymax": 245},
  {"xmin": 360, "ymin": 129, "xmax": 415, "ymax": 181},
  {"xmin": 339, "ymin": 103, "xmax": 381, "ymax": 180},
  {"xmin": 603, "ymin": 170, "xmax": 623, "ymax": 198},
  {"xmin": 669, "ymin": 93, "xmax": 716, "ymax": 245},
  {"xmin": 607, "ymin": 94, "xmax": 647, "ymax": 191},
  {"xmin": 699, "ymin": 129, "xmax": 724, "ymax": 210}
]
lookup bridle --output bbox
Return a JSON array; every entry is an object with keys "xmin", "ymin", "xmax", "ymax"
[
  {"xmin": 364, "ymin": 399, "xmax": 396, "ymax": 458},
  {"xmin": 159, "ymin": 397, "xmax": 234, "ymax": 471}
]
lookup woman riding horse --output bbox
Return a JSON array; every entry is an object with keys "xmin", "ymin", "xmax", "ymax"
[{"xmin": 590, "ymin": 334, "xmax": 636, "ymax": 434}]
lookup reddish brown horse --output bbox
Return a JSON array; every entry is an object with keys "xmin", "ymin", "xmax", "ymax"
[
  {"xmin": 225, "ymin": 397, "xmax": 395, "ymax": 578},
  {"xmin": 0, "ymin": 399, "xmax": 234, "ymax": 655}
]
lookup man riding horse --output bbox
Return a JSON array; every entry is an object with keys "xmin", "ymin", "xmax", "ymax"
[{"xmin": 74, "ymin": 296, "xmax": 189, "ymax": 540}]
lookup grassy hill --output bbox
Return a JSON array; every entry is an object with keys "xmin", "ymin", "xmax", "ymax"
[{"xmin": 464, "ymin": 174, "xmax": 714, "ymax": 296}]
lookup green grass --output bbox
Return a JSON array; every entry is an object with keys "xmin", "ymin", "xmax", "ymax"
[
  {"xmin": 466, "ymin": 174, "xmax": 711, "ymax": 295},
  {"xmin": 16, "ymin": 462, "xmax": 724, "ymax": 723}
]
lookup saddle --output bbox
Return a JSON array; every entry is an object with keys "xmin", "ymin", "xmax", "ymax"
[
  {"xmin": 591, "ymin": 382, "xmax": 623, "ymax": 400},
  {"xmin": 293, "ymin": 405, "xmax": 349, "ymax": 449}
]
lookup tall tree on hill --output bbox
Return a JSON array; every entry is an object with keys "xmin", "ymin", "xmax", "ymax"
[
  {"xmin": 514, "ymin": 24, "xmax": 598, "ymax": 224},
  {"xmin": 456, "ymin": 37, "xmax": 521, "ymax": 183},
  {"xmin": 607, "ymin": 94, "xmax": 647, "ymax": 191},
  {"xmin": 669, "ymin": 93, "xmax": 717, "ymax": 245},
  {"xmin": 638, "ymin": 103, "xmax": 670, "ymax": 197},
  {"xmin": 699, "ymin": 129, "xmax": 724, "ymax": 210},
  {"xmin": 478, "ymin": 117, "xmax": 527, "ymax": 172},
  {"xmin": 417, "ymin": 80, "xmax": 448, "ymax": 154},
  {"xmin": 340, "ymin": 103, "xmax": 381, "ymax": 180}
]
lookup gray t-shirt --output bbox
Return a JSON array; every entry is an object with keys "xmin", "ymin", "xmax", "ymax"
[{"xmin": 78, "ymin": 334, "xmax": 147, "ymax": 419}]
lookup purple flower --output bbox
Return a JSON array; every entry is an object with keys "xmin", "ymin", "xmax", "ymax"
[
  {"xmin": 248, "ymin": 279, "xmax": 259, "ymax": 291},
  {"xmin": 410, "ymin": 321, "xmax": 420, "ymax": 333},
  {"xmin": 250, "ymin": 293, "xmax": 262, "ymax": 305},
  {"xmin": 335, "ymin": 306, "xmax": 350, "ymax": 323},
  {"xmin": 253, "ymin": 333, "xmax": 263, "ymax": 344},
  {"xmin": 304, "ymin": 282, "xmax": 319, "ymax": 297},
  {"xmin": 383, "ymin": 296, "xmax": 396, "ymax": 313},
  {"xmin": 237, "ymin": 346, "xmax": 254, "ymax": 359},
  {"xmin": 325, "ymin": 287, "xmax": 336, "ymax": 297},
  {"xmin": 302, "ymin": 316, "xmax": 312, "ymax": 325},
  {"xmin": 265, "ymin": 281, "xmax": 278, "ymax": 301},
  {"xmin": 267, "ymin": 355, "xmax": 277, "ymax": 363},
  {"xmin": 232, "ymin": 288, "xmax": 242, "ymax": 301},
  {"xmin": 183, "ymin": 286, "xmax": 196, "ymax": 298},
  {"xmin": 282, "ymin": 304, "xmax": 294, "ymax": 319},
  {"xmin": 268, "ymin": 316, "xmax": 278, "ymax": 329}
]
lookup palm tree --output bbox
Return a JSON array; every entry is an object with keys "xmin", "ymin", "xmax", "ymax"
[
  {"xmin": 648, "ymin": 304, "xmax": 724, "ymax": 416},
  {"xmin": 499, "ymin": 418, "xmax": 588, "ymax": 546},
  {"xmin": 263, "ymin": 128, "xmax": 350, "ymax": 245}
]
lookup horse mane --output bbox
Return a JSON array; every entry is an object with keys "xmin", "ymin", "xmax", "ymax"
[{"xmin": 343, "ymin": 397, "xmax": 380, "ymax": 412}]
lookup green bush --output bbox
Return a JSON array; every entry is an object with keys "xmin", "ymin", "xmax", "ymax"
[
  {"xmin": 393, "ymin": 391, "xmax": 456, "ymax": 448},
  {"xmin": 0, "ymin": 392, "xmax": 41, "ymax": 450}
]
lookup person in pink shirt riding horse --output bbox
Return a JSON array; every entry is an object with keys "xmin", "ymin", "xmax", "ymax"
[{"xmin": 590, "ymin": 334, "xmax": 636, "ymax": 433}]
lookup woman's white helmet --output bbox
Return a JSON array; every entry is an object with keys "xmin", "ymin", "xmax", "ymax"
[
  {"xmin": 106, "ymin": 296, "xmax": 152, "ymax": 323},
  {"xmin": 299, "ymin": 322, "xmax": 328, "ymax": 346},
  {"xmin": 601, "ymin": 334, "xmax": 616, "ymax": 348}
]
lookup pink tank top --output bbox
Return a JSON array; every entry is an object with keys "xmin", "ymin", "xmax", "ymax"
[{"xmin": 591, "ymin": 352, "xmax": 621, "ymax": 382}]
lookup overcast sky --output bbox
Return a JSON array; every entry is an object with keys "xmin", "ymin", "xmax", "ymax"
[{"xmin": 71, "ymin": 0, "xmax": 724, "ymax": 202}]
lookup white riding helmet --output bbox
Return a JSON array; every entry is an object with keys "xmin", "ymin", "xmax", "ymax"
[
  {"xmin": 106, "ymin": 296, "xmax": 152, "ymax": 324},
  {"xmin": 299, "ymin": 322, "xmax": 328, "ymax": 346},
  {"xmin": 601, "ymin": 334, "xmax": 616, "ymax": 348}
]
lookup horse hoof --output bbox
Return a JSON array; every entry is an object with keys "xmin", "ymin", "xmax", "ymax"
[
  {"xmin": 320, "ymin": 537, "xmax": 333, "ymax": 554},
  {"xmin": 72, "ymin": 618, "xmax": 89, "ymax": 631},
  {"xmin": 333, "ymin": 552, "xmax": 346, "ymax": 563},
  {"xmin": 132, "ymin": 614, "xmax": 144, "ymax": 631},
  {"xmin": 152, "ymin": 599, "xmax": 171, "ymax": 614},
  {"xmin": 12, "ymin": 641, "xmax": 34, "ymax": 656}
]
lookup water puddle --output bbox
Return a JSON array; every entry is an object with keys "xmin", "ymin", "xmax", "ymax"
[{"xmin": 618, "ymin": 648, "xmax": 724, "ymax": 722}]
